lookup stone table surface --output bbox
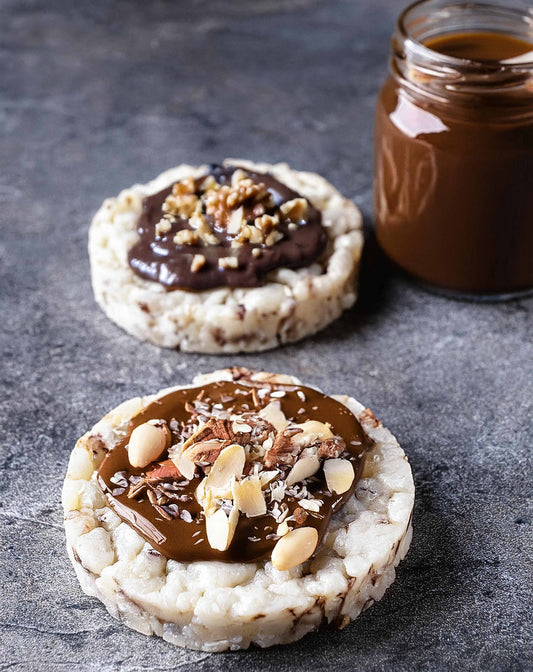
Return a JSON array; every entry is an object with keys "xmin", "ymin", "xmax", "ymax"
[{"xmin": 1, "ymin": 0, "xmax": 532, "ymax": 670}]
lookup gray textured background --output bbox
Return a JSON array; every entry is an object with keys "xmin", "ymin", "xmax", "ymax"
[{"xmin": 1, "ymin": 1, "xmax": 532, "ymax": 670}]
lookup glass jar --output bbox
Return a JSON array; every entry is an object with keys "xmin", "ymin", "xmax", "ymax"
[{"xmin": 374, "ymin": 0, "xmax": 533, "ymax": 299}]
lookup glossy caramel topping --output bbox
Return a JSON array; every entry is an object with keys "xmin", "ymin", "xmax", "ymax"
[
  {"xmin": 97, "ymin": 376, "xmax": 370, "ymax": 563},
  {"xmin": 425, "ymin": 32, "xmax": 533, "ymax": 61},
  {"xmin": 128, "ymin": 165, "xmax": 328, "ymax": 290}
]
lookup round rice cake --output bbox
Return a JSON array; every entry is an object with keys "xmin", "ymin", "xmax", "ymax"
[
  {"xmin": 62, "ymin": 369, "xmax": 414, "ymax": 652},
  {"xmin": 88, "ymin": 160, "xmax": 363, "ymax": 353}
]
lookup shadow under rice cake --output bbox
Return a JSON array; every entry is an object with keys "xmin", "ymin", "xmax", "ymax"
[
  {"xmin": 88, "ymin": 160, "xmax": 363, "ymax": 352},
  {"xmin": 63, "ymin": 368, "xmax": 414, "ymax": 651}
]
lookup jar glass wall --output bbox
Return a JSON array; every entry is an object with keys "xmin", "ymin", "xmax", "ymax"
[{"xmin": 374, "ymin": 0, "xmax": 533, "ymax": 299}]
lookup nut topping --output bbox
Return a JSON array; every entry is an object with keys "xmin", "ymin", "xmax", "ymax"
[
  {"xmin": 286, "ymin": 454, "xmax": 320, "ymax": 486},
  {"xmin": 98, "ymin": 372, "xmax": 368, "ymax": 564},
  {"xmin": 128, "ymin": 165, "xmax": 328, "ymax": 290},
  {"xmin": 233, "ymin": 477, "xmax": 267, "ymax": 517},
  {"xmin": 204, "ymin": 444, "xmax": 246, "ymax": 491},
  {"xmin": 205, "ymin": 505, "xmax": 239, "ymax": 551},
  {"xmin": 280, "ymin": 197, "xmax": 307, "ymax": 221},
  {"xmin": 127, "ymin": 420, "xmax": 171, "ymax": 469},
  {"xmin": 271, "ymin": 526, "xmax": 318, "ymax": 571},
  {"xmin": 323, "ymin": 458, "xmax": 355, "ymax": 494}
]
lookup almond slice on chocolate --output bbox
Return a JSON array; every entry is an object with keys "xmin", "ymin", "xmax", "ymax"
[
  {"xmin": 323, "ymin": 458, "xmax": 355, "ymax": 494},
  {"xmin": 205, "ymin": 505, "xmax": 239, "ymax": 551},
  {"xmin": 271, "ymin": 526, "xmax": 318, "ymax": 571},
  {"xmin": 286, "ymin": 454, "xmax": 320, "ymax": 486},
  {"xmin": 169, "ymin": 446, "xmax": 196, "ymax": 480},
  {"xmin": 259, "ymin": 401, "xmax": 288, "ymax": 433},
  {"xmin": 292, "ymin": 420, "xmax": 333, "ymax": 448},
  {"xmin": 205, "ymin": 443, "xmax": 246, "ymax": 491},
  {"xmin": 233, "ymin": 477, "xmax": 266, "ymax": 517}
]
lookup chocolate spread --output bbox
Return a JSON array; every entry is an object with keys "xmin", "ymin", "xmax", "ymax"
[
  {"xmin": 97, "ymin": 378, "xmax": 370, "ymax": 563},
  {"xmin": 375, "ymin": 31, "xmax": 533, "ymax": 295},
  {"xmin": 128, "ymin": 165, "xmax": 328, "ymax": 290}
]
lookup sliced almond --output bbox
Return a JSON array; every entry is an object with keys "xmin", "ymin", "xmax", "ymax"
[
  {"xmin": 170, "ymin": 446, "xmax": 196, "ymax": 480},
  {"xmin": 205, "ymin": 444, "xmax": 245, "ymax": 491},
  {"xmin": 183, "ymin": 439, "xmax": 225, "ymax": 465},
  {"xmin": 233, "ymin": 477, "xmax": 266, "ymax": 517},
  {"xmin": 276, "ymin": 520, "xmax": 290, "ymax": 537},
  {"xmin": 127, "ymin": 421, "xmax": 170, "ymax": 468},
  {"xmin": 292, "ymin": 420, "xmax": 334, "ymax": 448},
  {"xmin": 195, "ymin": 476, "xmax": 208, "ymax": 507},
  {"xmin": 323, "ymin": 458, "xmax": 355, "ymax": 494},
  {"xmin": 205, "ymin": 506, "xmax": 239, "ymax": 551},
  {"xmin": 259, "ymin": 401, "xmax": 288, "ymax": 433},
  {"xmin": 271, "ymin": 526, "xmax": 318, "ymax": 571},
  {"xmin": 231, "ymin": 420, "xmax": 252, "ymax": 434},
  {"xmin": 259, "ymin": 469, "xmax": 279, "ymax": 486},
  {"xmin": 298, "ymin": 498, "xmax": 322, "ymax": 512},
  {"xmin": 286, "ymin": 454, "xmax": 320, "ymax": 486}
]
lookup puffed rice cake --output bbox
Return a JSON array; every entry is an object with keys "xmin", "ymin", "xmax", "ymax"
[
  {"xmin": 88, "ymin": 160, "xmax": 363, "ymax": 353},
  {"xmin": 63, "ymin": 368, "xmax": 414, "ymax": 652}
]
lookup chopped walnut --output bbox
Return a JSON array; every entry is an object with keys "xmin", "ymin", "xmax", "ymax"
[
  {"xmin": 265, "ymin": 230, "xmax": 284, "ymax": 247},
  {"xmin": 189, "ymin": 214, "xmax": 219, "ymax": 246},
  {"xmin": 317, "ymin": 436, "xmax": 346, "ymax": 459},
  {"xmin": 155, "ymin": 218, "xmax": 172, "ymax": 237},
  {"xmin": 199, "ymin": 175, "xmax": 218, "ymax": 192},
  {"xmin": 226, "ymin": 178, "xmax": 269, "ymax": 209},
  {"xmin": 191, "ymin": 254, "xmax": 206, "ymax": 272},
  {"xmin": 264, "ymin": 429, "xmax": 302, "ymax": 468},
  {"xmin": 204, "ymin": 186, "xmax": 232, "ymax": 227},
  {"xmin": 231, "ymin": 168, "xmax": 249, "ymax": 186},
  {"xmin": 174, "ymin": 229, "xmax": 199, "ymax": 246},
  {"xmin": 158, "ymin": 170, "xmax": 288, "ymax": 250},
  {"xmin": 280, "ymin": 198, "xmax": 307, "ymax": 222},
  {"xmin": 219, "ymin": 256, "xmax": 239, "ymax": 270},
  {"xmin": 163, "ymin": 179, "xmax": 200, "ymax": 219},
  {"xmin": 255, "ymin": 214, "xmax": 279, "ymax": 234}
]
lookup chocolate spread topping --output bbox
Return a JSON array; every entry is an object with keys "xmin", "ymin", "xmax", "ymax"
[
  {"xmin": 128, "ymin": 165, "xmax": 328, "ymax": 290},
  {"xmin": 97, "ymin": 377, "xmax": 370, "ymax": 563}
]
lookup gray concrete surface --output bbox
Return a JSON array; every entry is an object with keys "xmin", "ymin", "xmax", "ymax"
[{"xmin": 1, "ymin": 1, "xmax": 531, "ymax": 670}]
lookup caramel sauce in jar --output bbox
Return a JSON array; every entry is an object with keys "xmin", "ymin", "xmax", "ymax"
[{"xmin": 374, "ymin": 1, "xmax": 533, "ymax": 298}]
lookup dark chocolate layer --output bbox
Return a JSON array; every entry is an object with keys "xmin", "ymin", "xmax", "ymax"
[
  {"xmin": 128, "ymin": 165, "xmax": 328, "ymax": 290},
  {"xmin": 97, "ymin": 379, "xmax": 370, "ymax": 563}
]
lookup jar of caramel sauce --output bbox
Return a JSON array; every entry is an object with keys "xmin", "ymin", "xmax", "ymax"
[{"xmin": 374, "ymin": 0, "xmax": 533, "ymax": 298}]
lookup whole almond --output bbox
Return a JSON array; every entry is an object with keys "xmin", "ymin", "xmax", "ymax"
[
  {"xmin": 128, "ymin": 421, "xmax": 170, "ymax": 468},
  {"xmin": 271, "ymin": 526, "xmax": 318, "ymax": 571}
]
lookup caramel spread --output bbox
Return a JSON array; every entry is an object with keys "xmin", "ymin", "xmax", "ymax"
[
  {"xmin": 128, "ymin": 165, "xmax": 327, "ymax": 290},
  {"xmin": 375, "ymin": 30, "xmax": 533, "ymax": 295},
  {"xmin": 97, "ymin": 374, "xmax": 370, "ymax": 564}
]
